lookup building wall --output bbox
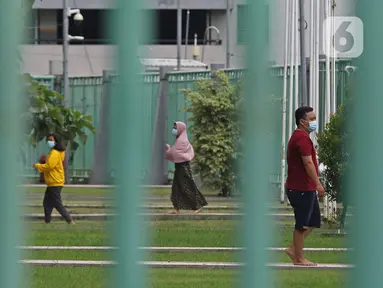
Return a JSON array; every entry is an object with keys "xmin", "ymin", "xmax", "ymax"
[
  {"xmin": 23, "ymin": 0, "xmax": 355, "ymax": 75},
  {"xmin": 21, "ymin": 44, "xmax": 246, "ymax": 76},
  {"xmin": 23, "ymin": 5, "xmax": 247, "ymax": 75},
  {"xmin": 33, "ymin": 0, "xmax": 228, "ymax": 10},
  {"xmin": 270, "ymin": 0, "xmax": 356, "ymax": 65}
]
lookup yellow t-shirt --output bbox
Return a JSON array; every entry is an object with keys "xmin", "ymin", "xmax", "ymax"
[{"xmin": 35, "ymin": 149, "xmax": 65, "ymax": 187}]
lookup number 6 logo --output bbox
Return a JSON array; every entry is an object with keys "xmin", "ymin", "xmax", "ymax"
[{"xmin": 323, "ymin": 17, "xmax": 364, "ymax": 58}]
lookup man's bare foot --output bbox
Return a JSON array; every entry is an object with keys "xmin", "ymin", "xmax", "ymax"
[
  {"xmin": 293, "ymin": 258, "xmax": 317, "ymax": 266},
  {"xmin": 69, "ymin": 220, "xmax": 76, "ymax": 224},
  {"xmin": 285, "ymin": 247, "xmax": 295, "ymax": 261},
  {"xmin": 194, "ymin": 208, "xmax": 203, "ymax": 214},
  {"xmin": 168, "ymin": 210, "xmax": 180, "ymax": 215}
]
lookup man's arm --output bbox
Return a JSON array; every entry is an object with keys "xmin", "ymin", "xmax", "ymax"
[
  {"xmin": 301, "ymin": 156, "xmax": 321, "ymax": 186},
  {"xmin": 296, "ymin": 137, "xmax": 324, "ymax": 196}
]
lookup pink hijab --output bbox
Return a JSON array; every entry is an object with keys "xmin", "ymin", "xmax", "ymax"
[{"xmin": 165, "ymin": 121, "xmax": 195, "ymax": 163}]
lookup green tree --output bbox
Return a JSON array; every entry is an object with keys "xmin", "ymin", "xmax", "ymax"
[
  {"xmin": 317, "ymin": 86, "xmax": 352, "ymax": 229},
  {"xmin": 22, "ymin": 75, "xmax": 95, "ymax": 162},
  {"xmin": 184, "ymin": 71, "xmax": 242, "ymax": 196}
]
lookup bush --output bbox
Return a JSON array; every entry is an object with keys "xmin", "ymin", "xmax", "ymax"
[
  {"xmin": 317, "ymin": 111, "xmax": 345, "ymax": 203},
  {"xmin": 317, "ymin": 87, "xmax": 352, "ymax": 228},
  {"xmin": 183, "ymin": 71, "xmax": 242, "ymax": 196}
]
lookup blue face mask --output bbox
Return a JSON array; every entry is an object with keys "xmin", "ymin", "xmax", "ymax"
[
  {"xmin": 308, "ymin": 121, "xmax": 317, "ymax": 132},
  {"xmin": 172, "ymin": 128, "xmax": 178, "ymax": 136},
  {"xmin": 47, "ymin": 140, "xmax": 55, "ymax": 149}
]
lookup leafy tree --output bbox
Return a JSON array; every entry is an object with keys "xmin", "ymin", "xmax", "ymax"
[
  {"xmin": 317, "ymin": 86, "xmax": 352, "ymax": 229},
  {"xmin": 22, "ymin": 75, "xmax": 95, "ymax": 163},
  {"xmin": 183, "ymin": 71, "xmax": 242, "ymax": 196}
]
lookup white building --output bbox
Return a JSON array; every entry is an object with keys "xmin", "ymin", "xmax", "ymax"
[{"xmin": 22, "ymin": 0, "xmax": 355, "ymax": 76}]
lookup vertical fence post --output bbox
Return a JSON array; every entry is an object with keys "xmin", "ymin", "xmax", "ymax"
[
  {"xmin": 90, "ymin": 71, "xmax": 111, "ymax": 184},
  {"xmin": 148, "ymin": 66, "xmax": 171, "ymax": 184},
  {"xmin": 351, "ymin": 1, "xmax": 383, "ymax": 287},
  {"xmin": 241, "ymin": 0, "xmax": 272, "ymax": 287},
  {"xmin": 0, "ymin": 0, "xmax": 23, "ymax": 287},
  {"xmin": 110, "ymin": 0, "xmax": 146, "ymax": 287}
]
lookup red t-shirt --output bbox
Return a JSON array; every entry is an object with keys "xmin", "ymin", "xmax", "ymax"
[{"xmin": 285, "ymin": 129, "xmax": 318, "ymax": 191}]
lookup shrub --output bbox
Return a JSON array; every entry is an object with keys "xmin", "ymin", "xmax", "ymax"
[
  {"xmin": 317, "ymin": 86, "xmax": 352, "ymax": 229},
  {"xmin": 183, "ymin": 71, "xmax": 242, "ymax": 196}
]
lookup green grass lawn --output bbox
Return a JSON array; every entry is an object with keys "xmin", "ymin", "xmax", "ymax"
[
  {"xmin": 25, "ymin": 220, "xmax": 346, "ymax": 249},
  {"xmin": 25, "ymin": 187, "xmax": 217, "ymax": 198},
  {"xmin": 24, "ymin": 249, "xmax": 349, "ymax": 264},
  {"xmin": 26, "ymin": 229, "xmax": 345, "ymax": 250},
  {"xmin": 23, "ymin": 207, "xmax": 245, "ymax": 214},
  {"xmin": 24, "ymin": 219, "xmax": 350, "ymax": 288},
  {"xmin": 29, "ymin": 267, "xmax": 348, "ymax": 288}
]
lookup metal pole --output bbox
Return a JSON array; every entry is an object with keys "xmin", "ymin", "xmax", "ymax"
[
  {"xmin": 288, "ymin": 0, "xmax": 295, "ymax": 138},
  {"xmin": 177, "ymin": 0, "xmax": 182, "ymax": 70},
  {"xmin": 281, "ymin": 0, "xmax": 290, "ymax": 203},
  {"xmin": 111, "ymin": 0, "xmax": 146, "ymax": 286},
  {"xmin": 315, "ymin": 0, "xmax": 320, "ymax": 123},
  {"xmin": 299, "ymin": 0, "xmax": 308, "ymax": 106},
  {"xmin": 241, "ymin": 0, "xmax": 272, "ymax": 286},
  {"xmin": 0, "ymin": 1, "xmax": 23, "ymax": 287},
  {"xmin": 226, "ymin": 0, "xmax": 231, "ymax": 68},
  {"xmin": 351, "ymin": 1, "xmax": 383, "ymax": 286},
  {"xmin": 325, "ymin": 0, "xmax": 331, "ymax": 123},
  {"xmin": 294, "ymin": 0, "xmax": 299, "ymax": 110},
  {"xmin": 309, "ymin": 0, "xmax": 314, "ymax": 106},
  {"xmin": 63, "ymin": 0, "xmax": 70, "ymax": 183},
  {"xmin": 184, "ymin": 10, "xmax": 190, "ymax": 59},
  {"xmin": 331, "ymin": 1, "xmax": 336, "ymax": 113}
]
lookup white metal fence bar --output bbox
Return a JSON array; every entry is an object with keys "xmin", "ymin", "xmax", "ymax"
[
  {"xmin": 19, "ymin": 260, "xmax": 353, "ymax": 269},
  {"xmin": 18, "ymin": 246, "xmax": 352, "ymax": 252}
]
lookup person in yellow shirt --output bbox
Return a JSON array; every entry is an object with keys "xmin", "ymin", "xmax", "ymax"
[{"xmin": 33, "ymin": 134, "xmax": 74, "ymax": 224}]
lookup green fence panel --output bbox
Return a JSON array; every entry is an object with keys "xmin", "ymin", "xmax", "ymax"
[
  {"xmin": 21, "ymin": 141, "xmax": 50, "ymax": 180},
  {"xmin": 167, "ymin": 71, "xmax": 210, "ymax": 174},
  {"xmin": 32, "ymin": 75, "xmax": 56, "ymax": 90},
  {"xmin": 67, "ymin": 76, "xmax": 103, "ymax": 178},
  {"xmin": 27, "ymin": 63, "xmax": 350, "ymax": 184},
  {"xmin": 109, "ymin": 73, "xmax": 159, "ymax": 178},
  {"xmin": 167, "ymin": 70, "xmax": 210, "ymax": 128}
]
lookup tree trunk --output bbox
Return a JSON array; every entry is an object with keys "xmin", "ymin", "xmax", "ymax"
[{"xmin": 218, "ymin": 186, "xmax": 229, "ymax": 197}]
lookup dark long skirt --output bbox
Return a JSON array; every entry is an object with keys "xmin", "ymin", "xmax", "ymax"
[{"xmin": 171, "ymin": 161, "xmax": 208, "ymax": 210}]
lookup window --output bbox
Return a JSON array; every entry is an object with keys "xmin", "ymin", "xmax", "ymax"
[
  {"xmin": 154, "ymin": 9, "xmax": 207, "ymax": 45},
  {"xmin": 31, "ymin": 9, "xmax": 208, "ymax": 45}
]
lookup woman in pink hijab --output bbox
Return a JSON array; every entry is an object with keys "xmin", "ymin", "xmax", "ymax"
[{"xmin": 165, "ymin": 121, "xmax": 208, "ymax": 214}]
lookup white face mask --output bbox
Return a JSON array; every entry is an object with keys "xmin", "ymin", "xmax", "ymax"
[
  {"xmin": 308, "ymin": 121, "xmax": 317, "ymax": 132},
  {"xmin": 301, "ymin": 120, "xmax": 317, "ymax": 133},
  {"xmin": 172, "ymin": 128, "xmax": 178, "ymax": 136},
  {"xmin": 47, "ymin": 140, "xmax": 55, "ymax": 149}
]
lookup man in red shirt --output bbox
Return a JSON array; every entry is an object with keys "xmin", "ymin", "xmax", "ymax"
[{"xmin": 285, "ymin": 106, "xmax": 325, "ymax": 266}]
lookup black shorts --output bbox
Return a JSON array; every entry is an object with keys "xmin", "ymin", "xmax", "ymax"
[{"xmin": 286, "ymin": 189, "xmax": 321, "ymax": 230}]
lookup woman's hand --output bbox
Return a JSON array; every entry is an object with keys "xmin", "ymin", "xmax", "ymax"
[
  {"xmin": 165, "ymin": 144, "xmax": 170, "ymax": 150},
  {"xmin": 32, "ymin": 164, "xmax": 37, "ymax": 170}
]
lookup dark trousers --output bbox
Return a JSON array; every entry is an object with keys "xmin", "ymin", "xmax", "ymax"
[{"xmin": 43, "ymin": 186, "xmax": 72, "ymax": 223}]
